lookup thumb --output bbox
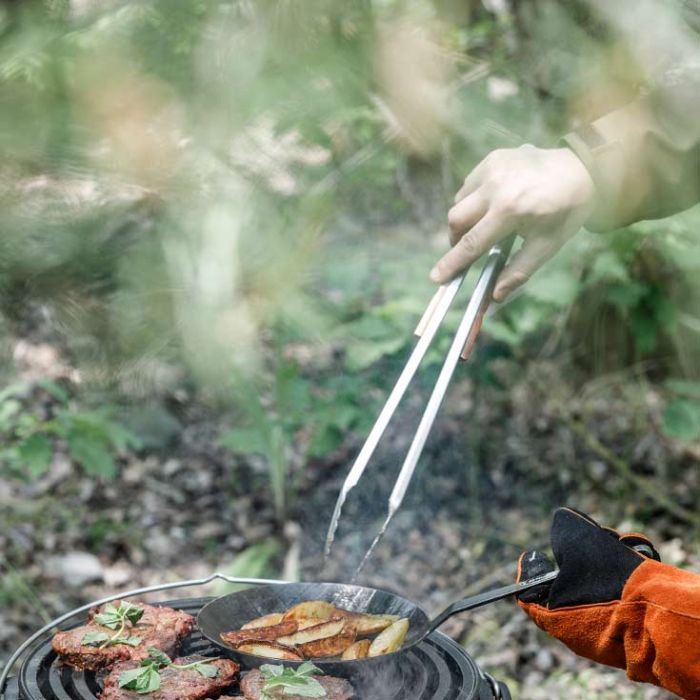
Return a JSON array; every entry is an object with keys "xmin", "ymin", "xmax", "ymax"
[{"xmin": 517, "ymin": 550, "xmax": 555, "ymax": 605}]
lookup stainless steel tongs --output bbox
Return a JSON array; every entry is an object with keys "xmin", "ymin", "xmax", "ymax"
[{"xmin": 325, "ymin": 234, "xmax": 517, "ymax": 574}]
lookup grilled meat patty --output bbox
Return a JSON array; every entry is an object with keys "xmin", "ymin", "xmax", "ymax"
[
  {"xmin": 240, "ymin": 669, "xmax": 354, "ymax": 700},
  {"xmin": 100, "ymin": 655, "xmax": 238, "ymax": 700},
  {"xmin": 52, "ymin": 601, "xmax": 193, "ymax": 671}
]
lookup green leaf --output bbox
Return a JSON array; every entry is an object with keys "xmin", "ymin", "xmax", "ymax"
[
  {"xmin": 67, "ymin": 430, "xmax": 116, "ymax": 478},
  {"xmin": 147, "ymin": 647, "xmax": 172, "ymax": 667},
  {"xmin": 82, "ymin": 631, "xmax": 110, "ymax": 647},
  {"xmin": 219, "ymin": 426, "xmax": 269, "ymax": 456},
  {"xmin": 122, "ymin": 603, "xmax": 145, "ymax": 625},
  {"xmin": 213, "ymin": 540, "xmax": 280, "ymax": 594},
  {"xmin": 345, "ymin": 336, "xmax": 406, "ymax": 371},
  {"xmin": 525, "ymin": 270, "xmax": 579, "ymax": 308},
  {"xmin": 666, "ymin": 379, "xmax": 700, "ymax": 399},
  {"xmin": 94, "ymin": 604, "xmax": 121, "ymax": 629},
  {"xmin": 18, "ymin": 434, "xmax": 52, "ymax": 478},
  {"xmin": 119, "ymin": 665, "xmax": 161, "ymax": 694},
  {"xmin": 662, "ymin": 399, "xmax": 700, "ymax": 442},
  {"xmin": 118, "ymin": 636, "xmax": 143, "ymax": 647},
  {"xmin": 36, "ymin": 378, "xmax": 70, "ymax": 404},
  {"xmin": 0, "ymin": 399, "xmax": 22, "ymax": 429},
  {"xmin": 192, "ymin": 662, "xmax": 219, "ymax": 678}
]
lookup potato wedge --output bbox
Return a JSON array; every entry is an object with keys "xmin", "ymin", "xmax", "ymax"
[
  {"xmin": 277, "ymin": 619, "xmax": 346, "ymax": 646},
  {"xmin": 336, "ymin": 612, "xmax": 400, "ymax": 636},
  {"xmin": 341, "ymin": 639, "xmax": 371, "ymax": 661},
  {"xmin": 299, "ymin": 629, "xmax": 356, "ymax": 658},
  {"xmin": 235, "ymin": 641, "xmax": 303, "ymax": 661},
  {"xmin": 282, "ymin": 600, "xmax": 338, "ymax": 621},
  {"xmin": 241, "ymin": 612, "xmax": 285, "ymax": 630},
  {"xmin": 368, "ymin": 618, "xmax": 409, "ymax": 657},
  {"xmin": 221, "ymin": 620, "xmax": 298, "ymax": 646},
  {"xmin": 297, "ymin": 617, "xmax": 331, "ymax": 631}
]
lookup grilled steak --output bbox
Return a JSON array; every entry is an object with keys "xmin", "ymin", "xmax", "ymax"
[
  {"xmin": 100, "ymin": 655, "xmax": 238, "ymax": 700},
  {"xmin": 240, "ymin": 669, "xmax": 354, "ymax": 700},
  {"xmin": 52, "ymin": 601, "xmax": 193, "ymax": 671}
]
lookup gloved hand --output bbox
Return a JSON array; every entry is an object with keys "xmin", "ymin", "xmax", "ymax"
[
  {"xmin": 518, "ymin": 508, "xmax": 700, "ymax": 700},
  {"xmin": 431, "ymin": 145, "xmax": 595, "ymax": 301}
]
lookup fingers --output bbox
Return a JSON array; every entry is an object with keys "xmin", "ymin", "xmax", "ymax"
[
  {"xmin": 517, "ymin": 550, "xmax": 554, "ymax": 605},
  {"xmin": 492, "ymin": 235, "xmax": 561, "ymax": 302},
  {"xmin": 618, "ymin": 533, "xmax": 661, "ymax": 561},
  {"xmin": 431, "ymin": 211, "xmax": 512, "ymax": 284},
  {"xmin": 453, "ymin": 160, "xmax": 487, "ymax": 203},
  {"xmin": 447, "ymin": 191, "xmax": 488, "ymax": 246}
]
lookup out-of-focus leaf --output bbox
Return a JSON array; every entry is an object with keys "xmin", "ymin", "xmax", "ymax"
[
  {"xmin": 36, "ymin": 379, "xmax": 70, "ymax": 404},
  {"xmin": 18, "ymin": 434, "xmax": 52, "ymax": 478},
  {"xmin": 662, "ymin": 399, "xmax": 700, "ymax": 442},
  {"xmin": 67, "ymin": 431, "xmax": 116, "ymax": 478},
  {"xmin": 219, "ymin": 426, "xmax": 269, "ymax": 456},
  {"xmin": 213, "ymin": 540, "xmax": 281, "ymax": 594},
  {"xmin": 525, "ymin": 270, "xmax": 579, "ymax": 307},
  {"xmin": 666, "ymin": 380, "xmax": 700, "ymax": 399},
  {"xmin": 345, "ymin": 336, "xmax": 406, "ymax": 371}
]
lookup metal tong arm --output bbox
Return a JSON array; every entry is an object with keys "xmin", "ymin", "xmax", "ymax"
[
  {"xmin": 324, "ymin": 273, "xmax": 467, "ymax": 557},
  {"xmin": 426, "ymin": 570, "xmax": 559, "ymax": 637},
  {"xmin": 352, "ymin": 235, "xmax": 516, "ymax": 577},
  {"xmin": 0, "ymin": 572, "xmax": 285, "ymax": 695},
  {"xmin": 387, "ymin": 235, "xmax": 515, "ymax": 515}
]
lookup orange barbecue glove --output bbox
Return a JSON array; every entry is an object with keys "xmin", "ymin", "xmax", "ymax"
[{"xmin": 517, "ymin": 508, "xmax": 700, "ymax": 700}]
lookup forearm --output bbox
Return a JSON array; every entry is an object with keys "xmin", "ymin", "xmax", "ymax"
[{"xmin": 565, "ymin": 77, "xmax": 700, "ymax": 231}]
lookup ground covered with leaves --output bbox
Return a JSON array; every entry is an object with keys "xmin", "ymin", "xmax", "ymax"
[{"xmin": 2, "ymin": 330, "xmax": 697, "ymax": 700}]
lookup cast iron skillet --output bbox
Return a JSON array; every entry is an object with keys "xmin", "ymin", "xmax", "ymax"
[{"xmin": 197, "ymin": 574, "xmax": 556, "ymax": 676}]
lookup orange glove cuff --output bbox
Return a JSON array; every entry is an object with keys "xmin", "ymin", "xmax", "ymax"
[{"xmin": 521, "ymin": 559, "xmax": 700, "ymax": 699}]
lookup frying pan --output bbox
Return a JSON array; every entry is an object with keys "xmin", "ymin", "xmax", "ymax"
[{"xmin": 197, "ymin": 573, "xmax": 556, "ymax": 677}]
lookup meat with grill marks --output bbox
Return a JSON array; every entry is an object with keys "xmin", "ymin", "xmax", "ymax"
[
  {"xmin": 240, "ymin": 669, "xmax": 354, "ymax": 700},
  {"xmin": 99, "ymin": 656, "xmax": 239, "ymax": 700},
  {"xmin": 52, "ymin": 601, "xmax": 193, "ymax": 671}
]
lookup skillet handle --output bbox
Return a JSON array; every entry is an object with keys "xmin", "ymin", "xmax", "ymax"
[{"xmin": 427, "ymin": 570, "xmax": 558, "ymax": 635}]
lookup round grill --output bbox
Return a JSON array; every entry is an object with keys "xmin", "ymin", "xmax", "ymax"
[{"xmin": 5, "ymin": 597, "xmax": 496, "ymax": 700}]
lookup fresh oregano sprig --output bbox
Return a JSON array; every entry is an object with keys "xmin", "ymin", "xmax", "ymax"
[
  {"xmin": 260, "ymin": 662, "xmax": 327, "ymax": 698},
  {"xmin": 84, "ymin": 602, "xmax": 145, "ymax": 650},
  {"xmin": 118, "ymin": 648, "xmax": 219, "ymax": 695}
]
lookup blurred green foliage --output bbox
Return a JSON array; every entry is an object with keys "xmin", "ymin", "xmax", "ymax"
[
  {"xmin": 0, "ymin": 379, "xmax": 141, "ymax": 479},
  {"xmin": 1, "ymin": 0, "xmax": 699, "ymax": 517}
]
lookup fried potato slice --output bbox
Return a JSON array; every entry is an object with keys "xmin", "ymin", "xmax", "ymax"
[
  {"xmin": 341, "ymin": 639, "xmax": 371, "ymax": 661},
  {"xmin": 335, "ymin": 612, "xmax": 400, "ymax": 636},
  {"xmin": 282, "ymin": 600, "xmax": 338, "ymax": 621},
  {"xmin": 299, "ymin": 629, "xmax": 356, "ymax": 658},
  {"xmin": 276, "ymin": 619, "xmax": 346, "ymax": 646},
  {"xmin": 297, "ymin": 618, "xmax": 330, "ymax": 631},
  {"xmin": 235, "ymin": 641, "xmax": 304, "ymax": 661},
  {"xmin": 368, "ymin": 618, "xmax": 409, "ymax": 657},
  {"xmin": 221, "ymin": 620, "xmax": 298, "ymax": 646},
  {"xmin": 241, "ymin": 613, "xmax": 285, "ymax": 630}
]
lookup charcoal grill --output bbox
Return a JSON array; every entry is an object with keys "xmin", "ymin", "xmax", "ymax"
[{"xmin": 1, "ymin": 595, "xmax": 510, "ymax": 700}]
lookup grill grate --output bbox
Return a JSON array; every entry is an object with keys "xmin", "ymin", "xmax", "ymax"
[{"xmin": 4, "ymin": 597, "xmax": 505, "ymax": 700}]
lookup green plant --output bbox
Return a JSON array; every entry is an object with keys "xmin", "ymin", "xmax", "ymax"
[
  {"xmin": 220, "ymin": 348, "xmax": 367, "ymax": 523},
  {"xmin": 662, "ymin": 379, "xmax": 700, "ymax": 442},
  {"xmin": 0, "ymin": 380, "xmax": 141, "ymax": 479}
]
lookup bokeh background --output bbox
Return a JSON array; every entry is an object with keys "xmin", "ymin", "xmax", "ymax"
[{"xmin": 2, "ymin": 1, "xmax": 700, "ymax": 698}]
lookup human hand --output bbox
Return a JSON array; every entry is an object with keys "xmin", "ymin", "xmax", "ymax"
[{"xmin": 432, "ymin": 146, "xmax": 595, "ymax": 301}]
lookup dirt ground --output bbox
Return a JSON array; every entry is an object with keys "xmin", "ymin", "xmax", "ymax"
[{"xmin": 2, "ymin": 348, "xmax": 697, "ymax": 699}]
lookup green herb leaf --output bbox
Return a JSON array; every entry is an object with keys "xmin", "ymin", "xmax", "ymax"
[
  {"xmin": 192, "ymin": 662, "xmax": 219, "ymax": 678},
  {"xmin": 118, "ymin": 665, "xmax": 161, "ymax": 694},
  {"xmin": 94, "ymin": 604, "xmax": 121, "ymax": 629},
  {"xmin": 122, "ymin": 603, "xmax": 145, "ymax": 625},
  {"xmin": 82, "ymin": 631, "xmax": 110, "ymax": 647},
  {"xmin": 261, "ymin": 664, "xmax": 326, "ymax": 698},
  {"xmin": 117, "ymin": 636, "xmax": 143, "ymax": 647},
  {"xmin": 147, "ymin": 648, "xmax": 172, "ymax": 668}
]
